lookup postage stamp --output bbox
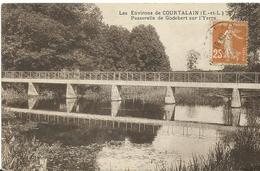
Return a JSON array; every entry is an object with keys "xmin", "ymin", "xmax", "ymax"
[{"xmin": 211, "ymin": 21, "xmax": 248, "ymax": 65}]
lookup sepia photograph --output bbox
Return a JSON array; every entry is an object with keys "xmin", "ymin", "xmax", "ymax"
[{"xmin": 1, "ymin": 3, "xmax": 260, "ymax": 171}]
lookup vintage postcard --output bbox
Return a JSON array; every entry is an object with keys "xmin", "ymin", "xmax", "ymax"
[{"xmin": 1, "ymin": 3, "xmax": 260, "ymax": 171}]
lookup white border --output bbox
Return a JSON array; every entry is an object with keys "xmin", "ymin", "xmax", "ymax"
[
  {"xmin": 1, "ymin": 0, "xmax": 260, "ymax": 3},
  {"xmin": 0, "ymin": 1, "xmax": 259, "ymax": 170}
]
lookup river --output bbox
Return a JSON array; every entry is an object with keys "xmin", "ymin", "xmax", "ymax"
[{"xmin": 2, "ymin": 92, "xmax": 260, "ymax": 170}]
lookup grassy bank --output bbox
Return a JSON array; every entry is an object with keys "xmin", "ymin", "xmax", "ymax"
[
  {"xmin": 80, "ymin": 86, "xmax": 227, "ymax": 106},
  {"xmin": 2, "ymin": 120, "xmax": 102, "ymax": 170},
  {"xmin": 4, "ymin": 119, "xmax": 260, "ymax": 171},
  {"xmin": 162, "ymin": 127, "xmax": 260, "ymax": 171},
  {"xmin": 2, "ymin": 88, "xmax": 27, "ymax": 100},
  {"xmin": 2, "ymin": 84, "xmax": 234, "ymax": 106}
]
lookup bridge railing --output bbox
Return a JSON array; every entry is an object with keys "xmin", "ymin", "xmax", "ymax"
[{"xmin": 2, "ymin": 71, "xmax": 260, "ymax": 83}]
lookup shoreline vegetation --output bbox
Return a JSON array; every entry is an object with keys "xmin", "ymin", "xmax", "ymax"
[
  {"xmin": 2, "ymin": 86, "xmax": 260, "ymax": 170},
  {"xmin": 2, "ymin": 118, "xmax": 260, "ymax": 171},
  {"xmin": 2, "ymin": 86, "xmax": 230, "ymax": 106},
  {"xmin": 2, "ymin": 87, "xmax": 260, "ymax": 170},
  {"xmin": 2, "ymin": 120, "xmax": 102, "ymax": 170},
  {"xmin": 3, "ymin": 85, "xmax": 260, "ymax": 112},
  {"xmin": 3, "ymin": 85, "xmax": 260, "ymax": 107},
  {"xmin": 171, "ymin": 127, "xmax": 260, "ymax": 171}
]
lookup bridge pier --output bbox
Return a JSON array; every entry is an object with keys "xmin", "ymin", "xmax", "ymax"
[
  {"xmin": 231, "ymin": 88, "xmax": 241, "ymax": 108},
  {"xmin": 165, "ymin": 86, "xmax": 175, "ymax": 104},
  {"xmin": 28, "ymin": 97, "xmax": 37, "ymax": 109},
  {"xmin": 66, "ymin": 98, "xmax": 76, "ymax": 112},
  {"xmin": 231, "ymin": 108, "xmax": 241, "ymax": 126},
  {"xmin": 66, "ymin": 84, "xmax": 77, "ymax": 98},
  {"xmin": 163, "ymin": 104, "xmax": 175, "ymax": 121},
  {"xmin": 28, "ymin": 82, "xmax": 38, "ymax": 96},
  {"xmin": 111, "ymin": 85, "xmax": 121, "ymax": 101},
  {"xmin": 111, "ymin": 101, "xmax": 121, "ymax": 117},
  {"xmin": 76, "ymin": 104, "xmax": 80, "ymax": 113}
]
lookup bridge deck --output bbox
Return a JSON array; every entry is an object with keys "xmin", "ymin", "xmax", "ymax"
[
  {"xmin": 2, "ymin": 71, "xmax": 260, "ymax": 89},
  {"xmin": 2, "ymin": 78, "xmax": 260, "ymax": 89}
]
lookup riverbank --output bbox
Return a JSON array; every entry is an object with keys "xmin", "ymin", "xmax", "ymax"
[
  {"xmin": 169, "ymin": 127, "xmax": 260, "ymax": 171},
  {"xmin": 3, "ymin": 115, "xmax": 260, "ymax": 171},
  {"xmin": 2, "ymin": 86, "xmax": 228, "ymax": 106},
  {"xmin": 2, "ymin": 119, "xmax": 104, "ymax": 170},
  {"xmin": 157, "ymin": 108, "xmax": 260, "ymax": 171},
  {"xmin": 2, "ymin": 88, "xmax": 27, "ymax": 100},
  {"xmin": 2, "ymin": 92, "xmax": 260, "ymax": 170}
]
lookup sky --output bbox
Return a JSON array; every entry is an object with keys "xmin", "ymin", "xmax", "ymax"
[{"xmin": 98, "ymin": 3, "xmax": 230, "ymax": 71}]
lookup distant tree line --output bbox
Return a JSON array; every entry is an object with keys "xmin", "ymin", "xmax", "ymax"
[
  {"xmin": 2, "ymin": 4, "xmax": 171, "ymax": 72},
  {"xmin": 186, "ymin": 50, "xmax": 200, "ymax": 71}
]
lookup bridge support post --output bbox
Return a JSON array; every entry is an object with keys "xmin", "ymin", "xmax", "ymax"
[
  {"xmin": 66, "ymin": 98, "xmax": 76, "ymax": 112},
  {"xmin": 163, "ymin": 104, "xmax": 175, "ymax": 121},
  {"xmin": 111, "ymin": 101, "xmax": 121, "ymax": 117},
  {"xmin": 28, "ymin": 97, "xmax": 37, "ymax": 109},
  {"xmin": 76, "ymin": 104, "xmax": 80, "ymax": 113},
  {"xmin": 111, "ymin": 85, "xmax": 121, "ymax": 101},
  {"xmin": 231, "ymin": 88, "xmax": 241, "ymax": 108},
  {"xmin": 165, "ymin": 86, "xmax": 175, "ymax": 104},
  {"xmin": 231, "ymin": 108, "xmax": 241, "ymax": 126},
  {"xmin": 66, "ymin": 84, "xmax": 77, "ymax": 98},
  {"xmin": 28, "ymin": 82, "xmax": 38, "ymax": 96}
]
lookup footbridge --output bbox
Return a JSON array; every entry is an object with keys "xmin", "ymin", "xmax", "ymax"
[{"xmin": 2, "ymin": 71, "xmax": 260, "ymax": 107}]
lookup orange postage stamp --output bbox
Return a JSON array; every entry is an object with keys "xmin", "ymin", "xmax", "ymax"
[{"xmin": 211, "ymin": 21, "xmax": 248, "ymax": 65}]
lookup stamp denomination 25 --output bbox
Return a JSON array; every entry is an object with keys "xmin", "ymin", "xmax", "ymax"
[{"xmin": 212, "ymin": 21, "xmax": 248, "ymax": 65}]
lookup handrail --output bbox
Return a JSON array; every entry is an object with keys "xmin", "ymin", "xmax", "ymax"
[{"xmin": 2, "ymin": 71, "xmax": 260, "ymax": 84}]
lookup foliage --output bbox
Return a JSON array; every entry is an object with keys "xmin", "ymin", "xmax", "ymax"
[
  {"xmin": 227, "ymin": 3, "xmax": 260, "ymax": 71},
  {"xmin": 186, "ymin": 50, "xmax": 200, "ymax": 70},
  {"xmin": 2, "ymin": 4, "xmax": 171, "ymax": 72},
  {"xmin": 173, "ymin": 127, "xmax": 260, "ymax": 171},
  {"xmin": 227, "ymin": 3, "xmax": 260, "ymax": 54},
  {"xmin": 2, "ymin": 123, "xmax": 44, "ymax": 170},
  {"xmin": 174, "ymin": 143, "xmax": 232, "ymax": 171},
  {"xmin": 229, "ymin": 128, "xmax": 260, "ymax": 170},
  {"xmin": 129, "ymin": 25, "xmax": 171, "ymax": 71},
  {"xmin": 2, "ymin": 121, "xmax": 102, "ymax": 170},
  {"xmin": 2, "ymin": 4, "xmax": 102, "ymax": 71},
  {"xmin": 221, "ymin": 65, "xmax": 248, "ymax": 72}
]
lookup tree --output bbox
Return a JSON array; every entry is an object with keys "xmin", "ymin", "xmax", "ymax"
[
  {"xmin": 89, "ymin": 25, "xmax": 132, "ymax": 71},
  {"xmin": 129, "ymin": 24, "xmax": 171, "ymax": 72},
  {"xmin": 2, "ymin": 4, "xmax": 171, "ymax": 72},
  {"xmin": 2, "ymin": 4, "xmax": 103, "ymax": 71},
  {"xmin": 227, "ymin": 3, "xmax": 260, "ymax": 71},
  {"xmin": 186, "ymin": 50, "xmax": 200, "ymax": 70},
  {"xmin": 106, "ymin": 25, "xmax": 131, "ymax": 71}
]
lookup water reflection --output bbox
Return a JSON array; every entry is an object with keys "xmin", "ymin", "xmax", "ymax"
[
  {"xmin": 240, "ymin": 112, "xmax": 248, "ymax": 126},
  {"xmin": 163, "ymin": 104, "xmax": 175, "ymax": 121},
  {"xmin": 4, "ymin": 97, "xmax": 258, "ymax": 127},
  {"xmin": 14, "ymin": 112, "xmax": 160, "ymax": 145},
  {"xmin": 97, "ymin": 134, "xmax": 217, "ymax": 170},
  {"xmin": 231, "ymin": 108, "xmax": 241, "ymax": 126},
  {"xmin": 3, "ymin": 96, "xmax": 260, "ymax": 170},
  {"xmin": 11, "ymin": 109, "xmax": 230, "ymax": 170},
  {"xmin": 111, "ymin": 101, "xmax": 121, "ymax": 117},
  {"xmin": 28, "ymin": 97, "xmax": 38, "ymax": 109},
  {"xmin": 66, "ymin": 98, "xmax": 77, "ymax": 113},
  {"xmin": 153, "ymin": 126, "xmax": 219, "ymax": 161}
]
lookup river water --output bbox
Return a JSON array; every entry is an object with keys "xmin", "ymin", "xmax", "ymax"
[{"xmin": 2, "ymin": 93, "xmax": 260, "ymax": 170}]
